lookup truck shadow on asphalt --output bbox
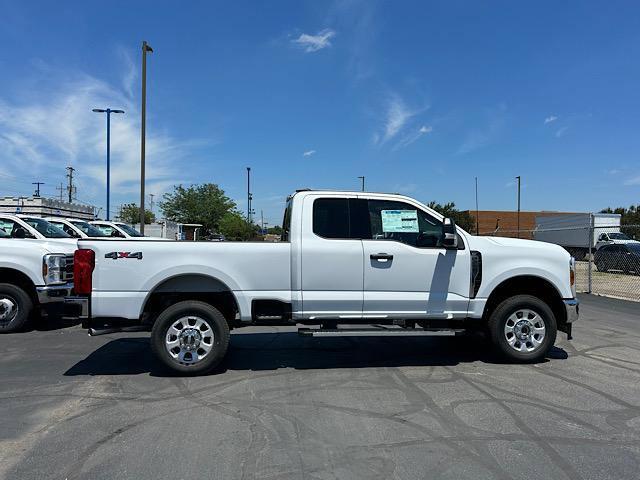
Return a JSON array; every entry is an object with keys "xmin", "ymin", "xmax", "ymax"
[{"xmin": 64, "ymin": 332, "xmax": 569, "ymax": 377}]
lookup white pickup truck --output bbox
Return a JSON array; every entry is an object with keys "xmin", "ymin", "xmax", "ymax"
[
  {"xmin": 0, "ymin": 230, "xmax": 77, "ymax": 332},
  {"xmin": 70, "ymin": 190, "xmax": 579, "ymax": 374}
]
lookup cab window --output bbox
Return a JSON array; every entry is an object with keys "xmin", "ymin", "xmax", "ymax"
[{"xmin": 366, "ymin": 200, "xmax": 443, "ymax": 248}]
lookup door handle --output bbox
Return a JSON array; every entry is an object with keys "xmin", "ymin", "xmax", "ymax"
[{"xmin": 371, "ymin": 253, "xmax": 393, "ymax": 261}]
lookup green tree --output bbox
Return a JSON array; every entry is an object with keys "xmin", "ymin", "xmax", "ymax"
[
  {"xmin": 218, "ymin": 211, "xmax": 258, "ymax": 241},
  {"xmin": 427, "ymin": 201, "xmax": 476, "ymax": 233},
  {"xmin": 119, "ymin": 203, "xmax": 155, "ymax": 224},
  {"xmin": 267, "ymin": 225, "xmax": 283, "ymax": 235},
  {"xmin": 600, "ymin": 205, "xmax": 640, "ymax": 238},
  {"xmin": 160, "ymin": 184, "xmax": 237, "ymax": 233}
]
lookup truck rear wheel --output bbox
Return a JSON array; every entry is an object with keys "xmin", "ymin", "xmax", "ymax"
[
  {"xmin": 0, "ymin": 283, "xmax": 33, "ymax": 333},
  {"xmin": 151, "ymin": 301, "xmax": 230, "ymax": 375},
  {"xmin": 488, "ymin": 295, "xmax": 557, "ymax": 362}
]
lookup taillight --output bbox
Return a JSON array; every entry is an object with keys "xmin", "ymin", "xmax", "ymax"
[{"xmin": 74, "ymin": 249, "xmax": 95, "ymax": 295}]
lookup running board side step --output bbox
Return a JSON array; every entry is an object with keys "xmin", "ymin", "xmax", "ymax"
[
  {"xmin": 298, "ymin": 327, "xmax": 467, "ymax": 337},
  {"xmin": 89, "ymin": 325, "xmax": 150, "ymax": 336}
]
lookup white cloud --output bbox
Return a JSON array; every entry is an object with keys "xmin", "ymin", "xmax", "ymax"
[
  {"xmin": 303, "ymin": 150, "xmax": 316, "ymax": 157},
  {"xmin": 292, "ymin": 29, "xmax": 336, "ymax": 53},
  {"xmin": 0, "ymin": 65, "xmax": 207, "ymax": 210},
  {"xmin": 555, "ymin": 126, "xmax": 569, "ymax": 138},
  {"xmin": 393, "ymin": 125, "xmax": 433, "ymax": 150},
  {"xmin": 624, "ymin": 176, "xmax": 640, "ymax": 186},
  {"xmin": 457, "ymin": 103, "xmax": 507, "ymax": 155},
  {"xmin": 544, "ymin": 115, "xmax": 558, "ymax": 124}
]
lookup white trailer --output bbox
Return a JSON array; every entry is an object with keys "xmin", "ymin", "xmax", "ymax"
[{"xmin": 534, "ymin": 213, "xmax": 621, "ymax": 260}]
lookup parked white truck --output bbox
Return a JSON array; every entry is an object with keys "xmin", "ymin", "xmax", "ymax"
[
  {"xmin": 69, "ymin": 190, "xmax": 579, "ymax": 374},
  {"xmin": 533, "ymin": 213, "xmax": 622, "ymax": 260},
  {"xmin": 0, "ymin": 230, "xmax": 77, "ymax": 332}
]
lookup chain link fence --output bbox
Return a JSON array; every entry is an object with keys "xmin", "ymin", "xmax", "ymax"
[{"xmin": 479, "ymin": 224, "xmax": 640, "ymax": 302}]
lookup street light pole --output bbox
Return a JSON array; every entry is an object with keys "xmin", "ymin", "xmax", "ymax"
[
  {"xmin": 93, "ymin": 108, "xmax": 124, "ymax": 221},
  {"xmin": 475, "ymin": 176, "xmax": 479, "ymax": 235},
  {"xmin": 358, "ymin": 176, "xmax": 365, "ymax": 192},
  {"xmin": 516, "ymin": 175, "xmax": 521, "ymax": 238},
  {"xmin": 246, "ymin": 167, "xmax": 252, "ymax": 223},
  {"xmin": 140, "ymin": 40, "xmax": 153, "ymax": 233}
]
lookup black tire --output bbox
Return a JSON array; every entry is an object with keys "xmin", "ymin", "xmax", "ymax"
[
  {"xmin": 0, "ymin": 283, "xmax": 34, "ymax": 333},
  {"xmin": 488, "ymin": 295, "xmax": 557, "ymax": 363},
  {"xmin": 151, "ymin": 301, "xmax": 230, "ymax": 375},
  {"xmin": 595, "ymin": 261, "xmax": 608, "ymax": 273}
]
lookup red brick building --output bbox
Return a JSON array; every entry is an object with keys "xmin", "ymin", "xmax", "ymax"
[{"xmin": 463, "ymin": 210, "xmax": 579, "ymax": 238}]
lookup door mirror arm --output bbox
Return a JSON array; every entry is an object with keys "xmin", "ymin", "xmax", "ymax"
[{"xmin": 442, "ymin": 217, "xmax": 458, "ymax": 249}]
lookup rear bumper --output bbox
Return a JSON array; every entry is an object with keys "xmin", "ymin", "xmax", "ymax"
[
  {"xmin": 563, "ymin": 298, "xmax": 579, "ymax": 323},
  {"xmin": 64, "ymin": 296, "xmax": 89, "ymax": 318},
  {"xmin": 36, "ymin": 283, "xmax": 74, "ymax": 304}
]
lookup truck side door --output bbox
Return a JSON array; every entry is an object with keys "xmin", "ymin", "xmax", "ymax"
[
  {"xmin": 360, "ymin": 198, "xmax": 471, "ymax": 320},
  {"xmin": 300, "ymin": 195, "xmax": 364, "ymax": 320}
]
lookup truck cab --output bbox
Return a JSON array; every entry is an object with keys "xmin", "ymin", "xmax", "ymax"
[
  {"xmin": 45, "ymin": 217, "xmax": 109, "ymax": 239},
  {"xmin": 70, "ymin": 190, "xmax": 579, "ymax": 374}
]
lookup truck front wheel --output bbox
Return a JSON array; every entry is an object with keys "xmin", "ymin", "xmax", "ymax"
[
  {"xmin": 0, "ymin": 283, "xmax": 33, "ymax": 333},
  {"xmin": 488, "ymin": 295, "xmax": 557, "ymax": 362},
  {"xmin": 151, "ymin": 301, "xmax": 230, "ymax": 375}
]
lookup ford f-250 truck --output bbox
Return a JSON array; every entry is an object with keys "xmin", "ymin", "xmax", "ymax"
[
  {"xmin": 70, "ymin": 190, "xmax": 579, "ymax": 374},
  {"xmin": 0, "ymin": 232, "xmax": 76, "ymax": 332}
]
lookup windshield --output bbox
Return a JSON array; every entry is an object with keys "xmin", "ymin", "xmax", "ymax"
[
  {"xmin": 20, "ymin": 217, "xmax": 70, "ymax": 238},
  {"xmin": 609, "ymin": 232, "xmax": 631, "ymax": 240},
  {"xmin": 70, "ymin": 220, "xmax": 109, "ymax": 237},
  {"xmin": 0, "ymin": 228, "xmax": 9, "ymax": 238},
  {"xmin": 116, "ymin": 223, "xmax": 144, "ymax": 237}
]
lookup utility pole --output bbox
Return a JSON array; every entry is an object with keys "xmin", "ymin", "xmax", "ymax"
[
  {"xmin": 516, "ymin": 175, "xmax": 521, "ymax": 238},
  {"xmin": 261, "ymin": 209, "xmax": 264, "ymax": 234},
  {"xmin": 66, "ymin": 166, "xmax": 75, "ymax": 203},
  {"xmin": 246, "ymin": 167, "xmax": 252, "ymax": 223},
  {"xmin": 32, "ymin": 182, "xmax": 44, "ymax": 197},
  {"xmin": 56, "ymin": 183, "xmax": 65, "ymax": 202},
  {"xmin": 358, "ymin": 176, "xmax": 365, "ymax": 192},
  {"xmin": 475, "ymin": 176, "xmax": 479, "ymax": 235},
  {"xmin": 140, "ymin": 40, "xmax": 153, "ymax": 234}
]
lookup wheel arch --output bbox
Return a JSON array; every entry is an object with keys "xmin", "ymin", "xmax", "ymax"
[
  {"xmin": 482, "ymin": 275, "xmax": 566, "ymax": 327},
  {"xmin": 0, "ymin": 268, "xmax": 38, "ymax": 304},
  {"xmin": 140, "ymin": 273, "xmax": 241, "ymax": 326}
]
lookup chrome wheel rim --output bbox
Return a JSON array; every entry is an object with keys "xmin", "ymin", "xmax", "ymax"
[
  {"xmin": 504, "ymin": 309, "xmax": 546, "ymax": 353},
  {"xmin": 0, "ymin": 296, "xmax": 18, "ymax": 325},
  {"xmin": 165, "ymin": 316, "xmax": 214, "ymax": 365}
]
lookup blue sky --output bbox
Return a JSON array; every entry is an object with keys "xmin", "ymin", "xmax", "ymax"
[{"xmin": 0, "ymin": 0, "xmax": 639, "ymax": 225}]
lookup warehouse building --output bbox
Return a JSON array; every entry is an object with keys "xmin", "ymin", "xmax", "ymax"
[{"xmin": 465, "ymin": 210, "xmax": 578, "ymax": 238}]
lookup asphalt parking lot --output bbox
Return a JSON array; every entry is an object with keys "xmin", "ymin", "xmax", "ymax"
[{"xmin": 1, "ymin": 294, "xmax": 640, "ymax": 480}]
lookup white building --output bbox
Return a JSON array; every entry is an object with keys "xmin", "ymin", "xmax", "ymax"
[{"xmin": 0, "ymin": 196, "xmax": 95, "ymax": 220}]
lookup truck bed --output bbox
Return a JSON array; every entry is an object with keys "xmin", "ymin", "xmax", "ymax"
[{"xmin": 78, "ymin": 239, "xmax": 291, "ymax": 321}]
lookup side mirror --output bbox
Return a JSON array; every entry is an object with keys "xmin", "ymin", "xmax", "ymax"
[{"xmin": 442, "ymin": 217, "xmax": 458, "ymax": 249}]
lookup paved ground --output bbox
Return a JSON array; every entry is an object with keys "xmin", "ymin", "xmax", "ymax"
[{"xmin": 1, "ymin": 295, "xmax": 640, "ymax": 480}]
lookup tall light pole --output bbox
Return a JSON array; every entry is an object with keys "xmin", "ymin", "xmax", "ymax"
[
  {"xmin": 516, "ymin": 175, "xmax": 521, "ymax": 238},
  {"xmin": 358, "ymin": 176, "xmax": 365, "ymax": 192},
  {"xmin": 246, "ymin": 167, "xmax": 252, "ymax": 223},
  {"xmin": 140, "ymin": 40, "xmax": 153, "ymax": 233},
  {"xmin": 93, "ymin": 108, "xmax": 124, "ymax": 221},
  {"xmin": 475, "ymin": 176, "xmax": 479, "ymax": 235}
]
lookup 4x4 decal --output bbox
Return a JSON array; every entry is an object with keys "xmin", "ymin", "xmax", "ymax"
[{"xmin": 105, "ymin": 251, "xmax": 143, "ymax": 260}]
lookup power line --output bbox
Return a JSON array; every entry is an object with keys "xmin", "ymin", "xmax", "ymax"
[{"xmin": 57, "ymin": 183, "xmax": 65, "ymax": 202}]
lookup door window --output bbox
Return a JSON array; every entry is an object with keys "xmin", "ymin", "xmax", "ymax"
[{"xmin": 367, "ymin": 200, "xmax": 443, "ymax": 248}]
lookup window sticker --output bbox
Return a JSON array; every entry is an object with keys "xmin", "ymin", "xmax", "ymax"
[{"xmin": 381, "ymin": 210, "xmax": 419, "ymax": 233}]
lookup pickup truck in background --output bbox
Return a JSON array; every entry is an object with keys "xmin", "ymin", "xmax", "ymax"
[
  {"xmin": 0, "ymin": 229, "xmax": 77, "ymax": 332},
  {"xmin": 70, "ymin": 190, "xmax": 579, "ymax": 374},
  {"xmin": 45, "ymin": 217, "xmax": 110, "ymax": 239}
]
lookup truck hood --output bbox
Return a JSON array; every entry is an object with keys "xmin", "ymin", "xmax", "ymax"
[
  {"xmin": 41, "ymin": 238, "xmax": 78, "ymax": 253},
  {"xmin": 469, "ymin": 235, "xmax": 570, "ymax": 256}
]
